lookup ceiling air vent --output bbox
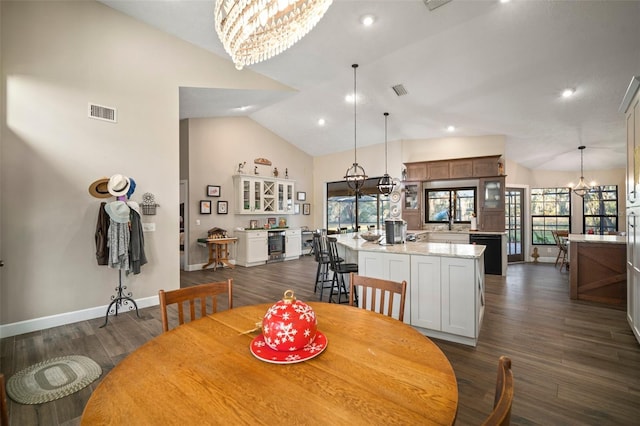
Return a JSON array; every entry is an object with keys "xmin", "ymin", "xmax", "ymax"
[
  {"xmin": 423, "ymin": 0, "xmax": 453, "ymax": 12},
  {"xmin": 392, "ymin": 84, "xmax": 408, "ymax": 97},
  {"xmin": 88, "ymin": 103, "xmax": 117, "ymax": 123}
]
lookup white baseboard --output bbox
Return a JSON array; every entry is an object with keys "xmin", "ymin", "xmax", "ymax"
[{"xmin": 0, "ymin": 295, "xmax": 159, "ymax": 338}]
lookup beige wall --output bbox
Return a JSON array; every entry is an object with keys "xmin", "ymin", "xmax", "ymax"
[
  {"xmin": 0, "ymin": 0, "xmax": 291, "ymax": 331},
  {"xmin": 184, "ymin": 117, "xmax": 314, "ymax": 267}
]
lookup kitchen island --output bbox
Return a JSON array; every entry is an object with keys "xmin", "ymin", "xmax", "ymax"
[
  {"xmin": 334, "ymin": 234, "xmax": 485, "ymax": 346},
  {"xmin": 568, "ymin": 234, "xmax": 627, "ymax": 307}
]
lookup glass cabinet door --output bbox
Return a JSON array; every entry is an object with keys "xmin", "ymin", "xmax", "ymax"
[
  {"xmin": 404, "ymin": 183, "xmax": 420, "ymax": 210},
  {"xmin": 278, "ymin": 183, "xmax": 285, "ymax": 212},
  {"xmin": 286, "ymin": 183, "xmax": 294, "ymax": 213},
  {"xmin": 253, "ymin": 180, "xmax": 262, "ymax": 212},
  {"xmin": 242, "ymin": 180, "xmax": 251, "ymax": 212},
  {"xmin": 481, "ymin": 178, "xmax": 504, "ymax": 210}
]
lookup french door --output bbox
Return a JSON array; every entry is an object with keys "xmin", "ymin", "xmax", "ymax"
[{"xmin": 505, "ymin": 188, "xmax": 524, "ymax": 262}]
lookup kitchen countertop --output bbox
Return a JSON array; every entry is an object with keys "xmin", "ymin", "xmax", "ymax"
[
  {"xmin": 410, "ymin": 229, "xmax": 507, "ymax": 235},
  {"xmin": 568, "ymin": 234, "xmax": 626, "ymax": 244},
  {"xmin": 333, "ymin": 233, "xmax": 485, "ymax": 259}
]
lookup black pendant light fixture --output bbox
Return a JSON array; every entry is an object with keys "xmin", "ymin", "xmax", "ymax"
[
  {"xmin": 377, "ymin": 112, "xmax": 395, "ymax": 195},
  {"xmin": 573, "ymin": 145, "xmax": 591, "ymax": 197},
  {"xmin": 344, "ymin": 64, "xmax": 367, "ymax": 191}
]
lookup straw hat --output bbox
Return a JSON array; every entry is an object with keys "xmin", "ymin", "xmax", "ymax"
[{"xmin": 88, "ymin": 178, "xmax": 111, "ymax": 199}]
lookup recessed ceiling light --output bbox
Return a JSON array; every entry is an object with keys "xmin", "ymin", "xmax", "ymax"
[
  {"xmin": 446, "ymin": 125, "xmax": 456, "ymax": 132},
  {"xmin": 318, "ymin": 118, "xmax": 326, "ymax": 126},
  {"xmin": 562, "ymin": 88, "xmax": 575, "ymax": 98},
  {"xmin": 235, "ymin": 105, "xmax": 251, "ymax": 111},
  {"xmin": 500, "ymin": 0, "xmax": 511, "ymax": 4},
  {"xmin": 361, "ymin": 15, "xmax": 375, "ymax": 26},
  {"xmin": 345, "ymin": 94, "xmax": 358, "ymax": 103}
]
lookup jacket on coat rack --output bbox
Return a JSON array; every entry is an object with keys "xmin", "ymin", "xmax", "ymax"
[
  {"xmin": 128, "ymin": 208, "xmax": 147, "ymax": 275},
  {"xmin": 95, "ymin": 202, "xmax": 110, "ymax": 265}
]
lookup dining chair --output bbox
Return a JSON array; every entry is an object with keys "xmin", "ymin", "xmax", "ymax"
[
  {"xmin": 552, "ymin": 231, "xmax": 568, "ymax": 271},
  {"xmin": 349, "ymin": 273, "xmax": 407, "ymax": 321},
  {"xmin": 481, "ymin": 356, "xmax": 514, "ymax": 426},
  {"xmin": 159, "ymin": 279, "xmax": 233, "ymax": 332},
  {"xmin": 326, "ymin": 237, "xmax": 358, "ymax": 304},
  {"xmin": 312, "ymin": 233, "xmax": 332, "ymax": 300},
  {"xmin": 0, "ymin": 374, "xmax": 8, "ymax": 426}
]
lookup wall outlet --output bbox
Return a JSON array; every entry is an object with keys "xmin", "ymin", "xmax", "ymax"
[{"xmin": 142, "ymin": 223, "xmax": 156, "ymax": 232}]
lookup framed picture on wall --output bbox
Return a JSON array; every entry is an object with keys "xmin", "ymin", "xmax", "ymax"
[
  {"xmin": 217, "ymin": 201, "xmax": 228, "ymax": 214},
  {"xmin": 297, "ymin": 192, "xmax": 306, "ymax": 201},
  {"xmin": 207, "ymin": 185, "xmax": 221, "ymax": 197},
  {"xmin": 200, "ymin": 200, "xmax": 211, "ymax": 214},
  {"xmin": 303, "ymin": 203, "xmax": 310, "ymax": 215},
  {"xmin": 294, "ymin": 203, "xmax": 300, "ymax": 215}
]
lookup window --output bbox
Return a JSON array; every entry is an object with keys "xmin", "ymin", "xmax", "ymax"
[
  {"xmin": 583, "ymin": 185, "xmax": 618, "ymax": 235},
  {"xmin": 425, "ymin": 188, "xmax": 476, "ymax": 223},
  {"xmin": 326, "ymin": 178, "xmax": 390, "ymax": 233},
  {"xmin": 531, "ymin": 187, "xmax": 571, "ymax": 245}
]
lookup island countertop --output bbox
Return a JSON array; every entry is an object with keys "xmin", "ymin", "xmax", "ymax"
[
  {"xmin": 333, "ymin": 233, "xmax": 485, "ymax": 259},
  {"xmin": 568, "ymin": 234, "xmax": 626, "ymax": 244}
]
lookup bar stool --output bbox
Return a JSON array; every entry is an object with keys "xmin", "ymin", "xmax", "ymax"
[
  {"xmin": 327, "ymin": 237, "xmax": 358, "ymax": 304},
  {"xmin": 312, "ymin": 234, "xmax": 333, "ymax": 300}
]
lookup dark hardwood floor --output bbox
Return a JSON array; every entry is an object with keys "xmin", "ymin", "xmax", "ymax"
[{"xmin": 1, "ymin": 257, "xmax": 639, "ymax": 425}]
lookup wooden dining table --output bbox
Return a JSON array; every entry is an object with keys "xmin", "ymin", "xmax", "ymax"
[{"xmin": 81, "ymin": 302, "xmax": 458, "ymax": 425}]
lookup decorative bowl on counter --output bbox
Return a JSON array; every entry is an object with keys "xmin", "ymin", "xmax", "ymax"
[{"xmin": 360, "ymin": 232, "xmax": 382, "ymax": 242}]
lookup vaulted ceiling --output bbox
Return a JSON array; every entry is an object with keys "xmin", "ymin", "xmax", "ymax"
[{"xmin": 100, "ymin": 0, "xmax": 640, "ymax": 172}]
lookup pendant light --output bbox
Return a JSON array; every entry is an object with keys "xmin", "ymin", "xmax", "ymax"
[
  {"xmin": 344, "ymin": 64, "xmax": 367, "ymax": 191},
  {"xmin": 377, "ymin": 112, "xmax": 395, "ymax": 195},
  {"xmin": 573, "ymin": 145, "xmax": 591, "ymax": 197}
]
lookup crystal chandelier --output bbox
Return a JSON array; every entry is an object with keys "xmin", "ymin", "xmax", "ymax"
[
  {"xmin": 214, "ymin": 0, "xmax": 333, "ymax": 70},
  {"xmin": 344, "ymin": 64, "xmax": 367, "ymax": 191},
  {"xmin": 377, "ymin": 112, "xmax": 395, "ymax": 195},
  {"xmin": 573, "ymin": 145, "xmax": 591, "ymax": 197}
]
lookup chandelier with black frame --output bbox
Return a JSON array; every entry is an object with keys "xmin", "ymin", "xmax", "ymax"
[
  {"xmin": 344, "ymin": 64, "xmax": 368, "ymax": 192},
  {"xmin": 377, "ymin": 112, "xmax": 396, "ymax": 195}
]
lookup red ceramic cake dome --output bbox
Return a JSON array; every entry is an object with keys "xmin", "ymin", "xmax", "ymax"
[{"xmin": 262, "ymin": 290, "xmax": 318, "ymax": 352}]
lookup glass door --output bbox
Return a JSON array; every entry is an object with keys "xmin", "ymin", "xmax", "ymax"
[{"xmin": 505, "ymin": 188, "xmax": 524, "ymax": 262}]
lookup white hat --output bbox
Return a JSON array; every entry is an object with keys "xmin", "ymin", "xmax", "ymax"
[
  {"xmin": 108, "ymin": 174, "xmax": 131, "ymax": 197},
  {"xmin": 105, "ymin": 201, "xmax": 131, "ymax": 223}
]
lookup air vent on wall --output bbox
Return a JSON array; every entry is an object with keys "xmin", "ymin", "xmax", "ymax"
[
  {"xmin": 392, "ymin": 84, "xmax": 408, "ymax": 97},
  {"xmin": 88, "ymin": 103, "xmax": 117, "ymax": 123},
  {"xmin": 423, "ymin": 0, "xmax": 453, "ymax": 12}
]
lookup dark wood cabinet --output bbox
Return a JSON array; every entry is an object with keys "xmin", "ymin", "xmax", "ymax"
[
  {"xmin": 427, "ymin": 162, "xmax": 450, "ymax": 180},
  {"xmin": 449, "ymin": 159, "xmax": 473, "ymax": 179},
  {"xmin": 406, "ymin": 163, "xmax": 427, "ymax": 180},
  {"xmin": 473, "ymin": 157, "xmax": 500, "ymax": 177},
  {"xmin": 402, "ymin": 181, "xmax": 422, "ymax": 230},
  {"xmin": 479, "ymin": 176, "xmax": 505, "ymax": 231}
]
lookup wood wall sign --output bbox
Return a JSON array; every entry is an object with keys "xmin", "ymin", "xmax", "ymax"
[{"xmin": 254, "ymin": 158, "xmax": 272, "ymax": 166}]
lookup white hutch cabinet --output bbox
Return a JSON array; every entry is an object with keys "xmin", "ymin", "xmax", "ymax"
[{"xmin": 233, "ymin": 175, "xmax": 294, "ymax": 214}]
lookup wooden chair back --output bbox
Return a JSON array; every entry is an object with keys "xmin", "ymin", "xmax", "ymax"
[
  {"xmin": 1, "ymin": 373, "xmax": 8, "ymax": 426},
  {"xmin": 349, "ymin": 273, "xmax": 407, "ymax": 321},
  {"xmin": 159, "ymin": 279, "xmax": 233, "ymax": 332},
  {"xmin": 482, "ymin": 356, "xmax": 514, "ymax": 426}
]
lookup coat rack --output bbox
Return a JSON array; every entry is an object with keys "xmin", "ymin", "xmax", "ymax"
[{"xmin": 100, "ymin": 270, "xmax": 140, "ymax": 328}]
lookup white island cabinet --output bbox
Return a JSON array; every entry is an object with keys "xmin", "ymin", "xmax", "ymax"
[{"xmin": 336, "ymin": 235, "xmax": 485, "ymax": 346}]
